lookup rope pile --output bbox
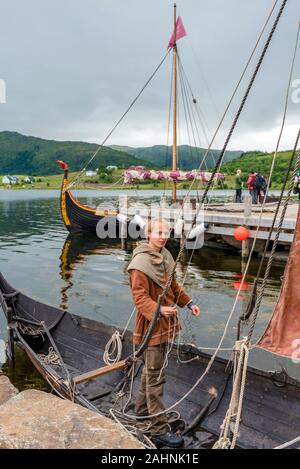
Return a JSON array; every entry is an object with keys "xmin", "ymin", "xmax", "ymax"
[
  {"xmin": 38, "ymin": 346, "xmax": 62, "ymax": 366},
  {"xmin": 17, "ymin": 322, "xmax": 44, "ymax": 339}
]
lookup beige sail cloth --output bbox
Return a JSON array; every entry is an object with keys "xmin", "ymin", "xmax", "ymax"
[
  {"xmin": 257, "ymin": 205, "xmax": 300, "ymax": 358},
  {"xmin": 127, "ymin": 242, "xmax": 175, "ymax": 288}
]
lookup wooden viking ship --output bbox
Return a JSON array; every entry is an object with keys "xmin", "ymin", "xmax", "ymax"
[
  {"xmin": 57, "ymin": 160, "xmax": 118, "ymax": 233},
  {"xmin": 2, "ymin": 270, "xmax": 300, "ymax": 449}
]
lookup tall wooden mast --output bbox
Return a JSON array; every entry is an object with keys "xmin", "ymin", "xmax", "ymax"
[{"xmin": 172, "ymin": 3, "xmax": 177, "ymax": 203}]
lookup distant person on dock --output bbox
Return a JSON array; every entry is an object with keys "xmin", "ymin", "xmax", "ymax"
[
  {"xmin": 293, "ymin": 171, "xmax": 300, "ymax": 199},
  {"xmin": 255, "ymin": 173, "xmax": 267, "ymax": 204},
  {"xmin": 264, "ymin": 175, "xmax": 270, "ymax": 198},
  {"xmin": 127, "ymin": 218, "xmax": 200, "ymax": 448},
  {"xmin": 235, "ymin": 169, "xmax": 243, "ymax": 203},
  {"xmin": 247, "ymin": 171, "xmax": 258, "ymax": 204}
]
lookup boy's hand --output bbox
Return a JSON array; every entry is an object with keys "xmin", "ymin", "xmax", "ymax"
[{"xmin": 191, "ymin": 305, "xmax": 200, "ymax": 317}]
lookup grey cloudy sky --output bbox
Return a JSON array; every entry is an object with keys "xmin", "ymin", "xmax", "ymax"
[{"xmin": 0, "ymin": 0, "xmax": 299, "ymax": 151}]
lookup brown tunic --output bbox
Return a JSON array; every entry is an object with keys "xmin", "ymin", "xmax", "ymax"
[{"xmin": 129, "ymin": 269, "xmax": 191, "ymax": 346}]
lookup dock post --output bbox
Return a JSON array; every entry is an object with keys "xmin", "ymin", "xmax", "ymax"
[
  {"xmin": 120, "ymin": 196, "xmax": 128, "ymax": 250},
  {"xmin": 160, "ymin": 196, "xmax": 168, "ymax": 222},
  {"xmin": 160, "ymin": 196, "xmax": 168, "ymax": 209},
  {"xmin": 242, "ymin": 196, "xmax": 252, "ymax": 259},
  {"xmin": 120, "ymin": 221, "xmax": 127, "ymax": 249}
]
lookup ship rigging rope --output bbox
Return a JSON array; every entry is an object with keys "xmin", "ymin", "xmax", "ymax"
[
  {"xmin": 202, "ymin": 19, "xmax": 300, "ymax": 448},
  {"xmin": 177, "ymin": 55, "xmax": 216, "ymax": 171},
  {"xmin": 275, "ymin": 435, "xmax": 300, "ymax": 450},
  {"xmin": 103, "ymin": 55, "xmax": 240, "ymax": 366},
  {"xmin": 139, "ymin": 0, "xmax": 283, "ymax": 249},
  {"xmin": 67, "ymin": 0, "xmax": 279, "ymax": 194},
  {"xmin": 238, "ymin": 20, "xmax": 300, "ymax": 336},
  {"xmin": 173, "ymin": 0, "xmax": 281, "ymax": 206},
  {"xmin": 66, "ymin": 49, "xmax": 171, "ymax": 190},
  {"xmin": 244, "ymin": 18, "xmax": 300, "ymax": 342},
  {"xmin": 114, "ymin": 0, "xmax": 290, "ymax": 424},
  {"xmin": 249, "ymin": 143, "xmax": 300, "ymax": 341},
  {"xmin": 108, "ymin": 0, "xmax": 287, "ymax": 428},
  {"xmin": 177, "ymin": 57, "xmax": 210, "ymax": 173},
  {"xmin": 151, "ymin": 0, "xmax": 285, "ymax": 314},
  {"xmin": 163, "ymin": 54, "xmax": 174, "ymax": 196},
  {"xmin": 160, "ymin": 16, "xmax": 300, "ymax": 426},
  {"xmin": 238, "ymin": 128, "xmax": 300, "ymax": 338},
  {"xmin": 156, "ymin": 0, "xmax": 289, "ymax": 318}
]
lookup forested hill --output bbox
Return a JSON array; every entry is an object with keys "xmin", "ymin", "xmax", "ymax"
[
  {"xmin": 0, "ymin": 132, "xmax": 152, "ymax": 175},
  {"xmin": 0, "ymin": 131, "xmax": 258, "ymax": 176},
  {"xmin": 221, "ymin": 150, "xmax": 294, "ymax": 185},
  {"xmin": 109, "ymin": 144, "xmax": 243, "ymax": 170}
]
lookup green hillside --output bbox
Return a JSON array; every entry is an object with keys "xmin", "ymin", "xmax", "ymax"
[
  {"xmin": 4, "ymin": 131, "xmax": 290, "ymax": 185},
  {"xmin": 221, "ymin": 150, "xmax": 295, "ymax": 187},
  {"xmin": 110, "ymin": 144, "xmax": 243, "ymax": 170},
  {"xmin": 0, "ymin": 132, "xmax": 153, "ymax": 176}
]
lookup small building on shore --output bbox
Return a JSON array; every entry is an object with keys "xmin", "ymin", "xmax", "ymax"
[
  {"xmin": 106, "ymin": 165, "xmax": 118, "ymax": 171},
  {"xmin": 2, "ymin": 175, "xmax": 19, "ymax": 184},
  {"xmin": 24, "ymin": 176, "xmax": 35, "ymax": 183},
  {"xmin": 85, "ymin": 170, "xmax": 97, "ymax": 177}
]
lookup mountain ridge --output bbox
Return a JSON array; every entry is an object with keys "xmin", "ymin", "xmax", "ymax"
[
  {"xmin": 0, "ymin": 131, "xmax": 152, "ymax": 175},
  {"xmin": 109, "ymin": 144, "xmax": 243, "ymax": 170}
]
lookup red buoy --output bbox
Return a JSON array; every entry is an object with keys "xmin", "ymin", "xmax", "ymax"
[{"xmin": 234, "ymin": 226, "xmax": 250, "ymax": 241}]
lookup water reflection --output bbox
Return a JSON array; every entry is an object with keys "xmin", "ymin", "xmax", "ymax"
[{"xmin": 59, "ymin": 234, "xmax": 136, "ymax": 311}]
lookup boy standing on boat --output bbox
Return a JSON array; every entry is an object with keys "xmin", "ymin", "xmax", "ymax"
[{"xmin": 127, "ymin": 218, "xmax": 200, "ymax": 447}]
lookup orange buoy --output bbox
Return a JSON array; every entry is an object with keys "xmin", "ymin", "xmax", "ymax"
[{"xmin": 234, "ymin": 226, "xmax": 250, "ymax": 241}]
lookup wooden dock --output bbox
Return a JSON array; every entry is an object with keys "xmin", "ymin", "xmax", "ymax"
[
  {"xmin": 203, "ymin": 200, "xmax": 297, "ymax": 249},
  {"xmin": 119, "ymin": 196, "xmax": 298, "ymax": 253}
]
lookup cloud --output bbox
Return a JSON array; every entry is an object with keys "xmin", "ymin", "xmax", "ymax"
[{"xmin": 0, "ymin": 0, "xmax": 299, "ymax": 151}]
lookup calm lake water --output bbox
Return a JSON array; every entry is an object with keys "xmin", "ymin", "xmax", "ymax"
[{"xmin": 0, "ymin": 189, "xmax": 299, "ymax": 387}]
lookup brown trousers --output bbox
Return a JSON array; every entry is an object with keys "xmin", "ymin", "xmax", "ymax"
[{"xmin": 135, "ymin": 344, "xmax": 169, "ymax": 436}]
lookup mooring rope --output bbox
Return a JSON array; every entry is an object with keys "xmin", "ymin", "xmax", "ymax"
[{"xmin": 212, "ymin": 339, "xmax": 250, "ymax": 449}]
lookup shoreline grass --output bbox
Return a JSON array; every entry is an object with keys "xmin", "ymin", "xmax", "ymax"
[{"xmin": 0, "ymin": 170, "xmax": 285, "ymax": 191}]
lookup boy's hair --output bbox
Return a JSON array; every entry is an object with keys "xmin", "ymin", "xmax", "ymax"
[{"xmin": 145, "ymin": 217, "xmax": 171, "ymax": 239}]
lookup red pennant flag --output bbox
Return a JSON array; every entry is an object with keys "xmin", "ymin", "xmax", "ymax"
[{"xmin": 168, "ymin": 16, "xmax": 187, "ymax": 48}]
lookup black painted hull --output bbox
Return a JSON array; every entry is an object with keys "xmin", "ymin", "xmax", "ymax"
[{"xmin": 60, "ymin": 171, "xmax": 117, "ymax": 234}]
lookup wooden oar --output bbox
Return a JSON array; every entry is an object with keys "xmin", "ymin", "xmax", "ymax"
[{"xmin": 73, "ymin": 359, "xmax": 126, "ymax": 384}]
